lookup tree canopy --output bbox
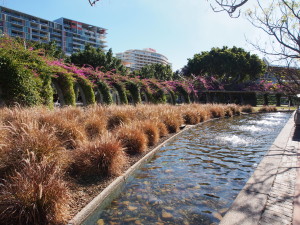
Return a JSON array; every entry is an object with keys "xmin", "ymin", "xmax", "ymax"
[
  {"xmin": 70, "ymin": 45, "xmax": 128, "ymax": 75},
  {"xmin": 184, "ymin": 46, "xmax": 266, "ymax": 83},
  {"xmin": 134, "ymin": 63, "xmax": 174, "ymax": 81}
]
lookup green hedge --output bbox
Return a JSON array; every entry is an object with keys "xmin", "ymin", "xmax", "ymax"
[
  {"xmin": 111, "ymin": 82, "xmax": 128, "ymax": 104},
  {"xmin": 166, "ymin": 89, "xmax": 175, "ymax": 104},
  {"xmin": 0, "ymin": 55, "xmax": 42, "ymax": 106},
  {"xmin": 96, "ymin": 80, "xmax": 113, "ymax": 105},
  {"xmin": 176, "ymin": 85, "xmax": 190, "ymax": 104},
  {"xmin": 126, "ymin": 81, "xmax": 141, "ymax": 104},
  {"xmin": 39, "ymin": 74, "xmax": 54, "ymax": 107},
  {"xmin": 54, "ymin": 72, "xmax": 76, "ymax": 106},
  {"xmin": 76, "ymin": 76, "xmax": 95, "ymax": 105}
]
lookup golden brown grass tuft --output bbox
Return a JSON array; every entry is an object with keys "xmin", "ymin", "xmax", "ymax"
[
  {"xmin": 241, "ymin": 105, "xmax": 254, "ymax": 113},
  {"xmin": 140, "ymin": 120, "xmax": 160, "ymax": 146},
  {"xmin": 183, "ymin": 111, "xmax": 200, "ymax": 125},
  {"xmin": 39, "ymin": 113, "xmax": 85, "ymax": 149},
  {"xmin": 116, "ymin": 125, "xmax": 148, "ymax": 155},
  {"xmin": 0, "ymin": 121, "xmax": 68, "ymax": 178},
  {"xmin": 162, "ymin": 110, "xmax": 184, "ymax": 133},
  {"xmin": 84, "ymin": 115, "xmax": 107, "ymax": 141},
  {"xmin": 227, "ymin": 104, "xmax": 241, "ymax": 115},
  {"xmin": 156, "ymin": 121, "xmax": 169, "ymax": 137},
  {"xmin": 59, "ymin": 106, "xmax": 84, "ymax": 121},
  {"xmin": 0, "ymin": 153, "xmax": 70, "ymax": 225},
  {"xmin": 206, "ymin": 104, "xmax": 226, "ymax": 118},
  {"xmin": 224, "ymin": 107, "xmax": 234, "ymax": 117},
  {"xmin": 258, "ymin": 106, "xmax": 277, "ymax": 112},
  {"xmin": 70, "ymin": 133, "xmax": 127, "ymax": 178},
  {"xmin": 106, "ymin": 111, "xmax": 131, "ymax": 130}
]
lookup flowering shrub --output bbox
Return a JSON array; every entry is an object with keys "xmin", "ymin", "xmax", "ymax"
[{"xmin": 0, "ymin": 36, "xmax": 287, "ymax": 107}]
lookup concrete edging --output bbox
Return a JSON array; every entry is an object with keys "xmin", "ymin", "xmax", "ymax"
[
  {"xmin": 219, "ymin": 112, "xmax": 294, "ymax": 225},
  {"xmin": 68, "ymin": 118, "xmax": 218, "ymax": 225}
]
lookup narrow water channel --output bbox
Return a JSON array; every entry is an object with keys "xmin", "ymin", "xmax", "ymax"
[{"xmin": 94, "ymin": 112, "xmax": 291, "ymax": 225}]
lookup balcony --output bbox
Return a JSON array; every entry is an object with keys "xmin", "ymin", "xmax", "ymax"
[
  {"xmin": 10, "ymin": 19, "xmax": 23, "ymax": 26},
  {"xmin": 11, "ymin": 26, "xmax": 23, "ymax": 32},
  {"xmin": 6, "ymin": 12, "xmax": 22, "ymax": 19},
  {"xmin": 40, "ymin": 21, "xmax": 48, "ymax": 26},
  {"xmin": 11, "ymin": 33, "xmax": 22, "ymax": 38},
  {"xmin": 39, "ymin": 32, "xmax": 48, "ymax": 37},
  {"xmin": 51, "ymin": 36, "xmax": 61, "ymax": 42},
  {"xmin": 41, "ymin": 26, "xmax": 48, "ymax": 32},
  {"xmin": 52, "ymin": 30, "xmax": 62, "ymax": 35}
]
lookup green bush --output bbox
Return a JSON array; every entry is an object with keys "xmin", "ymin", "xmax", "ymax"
[
  {"xmin": 54, "ymin": 72, "xmax": 76, "ymax": 106},
  {"xmin": 111, "ymin": 82, "xmax": 128, "ymax": 104},
  {"xmin": 76, "ymin": 76, "xmax": 96, "ymax": 105},
  {"xmin": 0, "ymin": 55, "xmax": 42, "ymax": 106},
  {"xmin": 39, "ymin": 74, "xmax": 54, "ymax": 107},
  {"xmin": 96, "ymin": 80, "xmax": 113, "ymax": 104},
  {"xmin": 126, "ymin": 81, "xmax": 141, "ymax": 104},
  {"xmin": 176, "ymin": 85, "xmax": 190, "ymax": 104}
]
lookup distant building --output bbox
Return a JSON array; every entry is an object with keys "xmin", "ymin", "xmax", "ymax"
[
  {"xmin": 0, "ymin": 6, "xmax": 107, "ymax": 55},
  {"xmin": 116, "ymin": 48, "xmax": 171, "ymax": 71}
]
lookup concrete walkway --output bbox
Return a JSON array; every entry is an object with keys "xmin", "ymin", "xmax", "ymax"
[{"xmin": 220, "ymin": 113, "xmax": 300, "ymax": 225}]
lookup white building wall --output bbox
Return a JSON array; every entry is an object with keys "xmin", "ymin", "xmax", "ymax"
[{"xmin": 116, "ymin": 48, "xmax": 171, "ymax": 71}]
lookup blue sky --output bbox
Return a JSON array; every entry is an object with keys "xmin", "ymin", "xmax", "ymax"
[{"xmin": 0, "ymin": 0, "xmax": 269, "ymax": 70}]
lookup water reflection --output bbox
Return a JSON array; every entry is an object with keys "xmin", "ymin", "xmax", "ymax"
[{"xmin": 97, "ymin": 113, "xmax": 291, "ymax": 225}]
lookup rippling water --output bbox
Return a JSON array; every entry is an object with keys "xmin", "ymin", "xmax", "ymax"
[{"xmin": 95, "ymin": 112, "xmax": 291, "ymax": 225}]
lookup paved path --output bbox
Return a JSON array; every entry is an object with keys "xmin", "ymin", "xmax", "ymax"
[{"xmin": 220, "ymin": 114, "xmax": 300, "ymax": 225}]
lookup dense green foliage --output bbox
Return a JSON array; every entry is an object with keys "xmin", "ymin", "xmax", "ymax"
[
  {"xmin": 135, "ymin": 63, "xmax": 173, "ymax": 81},
  {"xmin": 0, "ymin": 55, "xmax": 42, "ymax": 106},
  {"xmin": 76, "ymin": 76, "xmax": 96, "ymax": 105},
  {"xmin": 176, "ymin": 86, "xmax": 191, "ymax": 104},
  {"xmin": 111, "ymin": 82, "xmax": 128, "ymax": 104},
  {"xmin": 96, "ymin": 80, "xmax": 113, "ymax": 104},
  {"xmin": 125, "ymin": 81, "xmax": 141, "ymax": 104},
  {"xmin": 30, "ymin": 41, "xmax": 66, "ymax": 59},
  {"xmin": 55, "ymin": 72, "xmax": 76, "ymax": 106},
  {"xmin": 70, "ymin": 45, "xmax": 128, "ymax": 75},
  {"xmin": 185, "ymin": 46, "xmax": 266, "ymax": 83}
]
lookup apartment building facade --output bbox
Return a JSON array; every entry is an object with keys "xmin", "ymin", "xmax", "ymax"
[
  {"xmin": 116, "ymin": 48, "xmax": 171, "ymax": 71},
  {"xmin": 0, "ymin": 6, "xmax": 107, "ymax": 55}
]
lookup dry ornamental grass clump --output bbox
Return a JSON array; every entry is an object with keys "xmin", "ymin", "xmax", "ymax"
[
  {"xmin": 0, "ymin": 121, "xmax": 68, "ymax": 178},
  {"xmin": 0, "ymin": 106, "xmax": 43, "ymax": 128},
  {"xmin": 69, "ymin": 133, "xmax": 127, "ymax": 179},
  {"xmin": 58, "ymin": 106, "xmax": 84, "ymax": 122},
  {"xmin": 241, "ymin": 105, "xmax": 254, "ymax": 113},
  {"xmin": 84, "ymin": 115, "xmax": 107, "ymax": 141},
  {"xmin": 161, "ymin": 110, "xmax": 184, "ymax": 133},
  {"xmin": 39, "ymin": 113, "xmax": 85, "ymax": 150},
  {"xmin": 0, "ymin": 153, "xmax": 70, "ymax": 225},
  {"xmin": 106, "ymin": 109, "xmax": 132, "ymax": 130},
  {"xmin": 116, "ymin": 124, "xmax": 148, "ymax": 155},
  {"xmin": 140, "ymin": 120, "xmax": 160, "ymax": 146},
  {"xmin": 182, "ymin": 110, "xmax": 200, "ymax": 125},
  {"xmin": 227, "ymin": 104, "xmax": 241, "ymax": 115},
  {"xmin": 225, "ymin": 107, "xmax": 234, "ymax": 117},
  {"xmin": 156, "ymin": 121, "xmax": 169, "ymax": 137},
  {"xmin": 258, "ymin": 106, "xmax": 277, "ymax": 112},
  {"xmin": 206, "ymin": 104, "xmax": 226, "ymax": 118}
]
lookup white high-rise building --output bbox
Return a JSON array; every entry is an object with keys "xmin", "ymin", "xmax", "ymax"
[{"xmin": 116, "ymin": 48, "xmax": 171, "ymax": 71}]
